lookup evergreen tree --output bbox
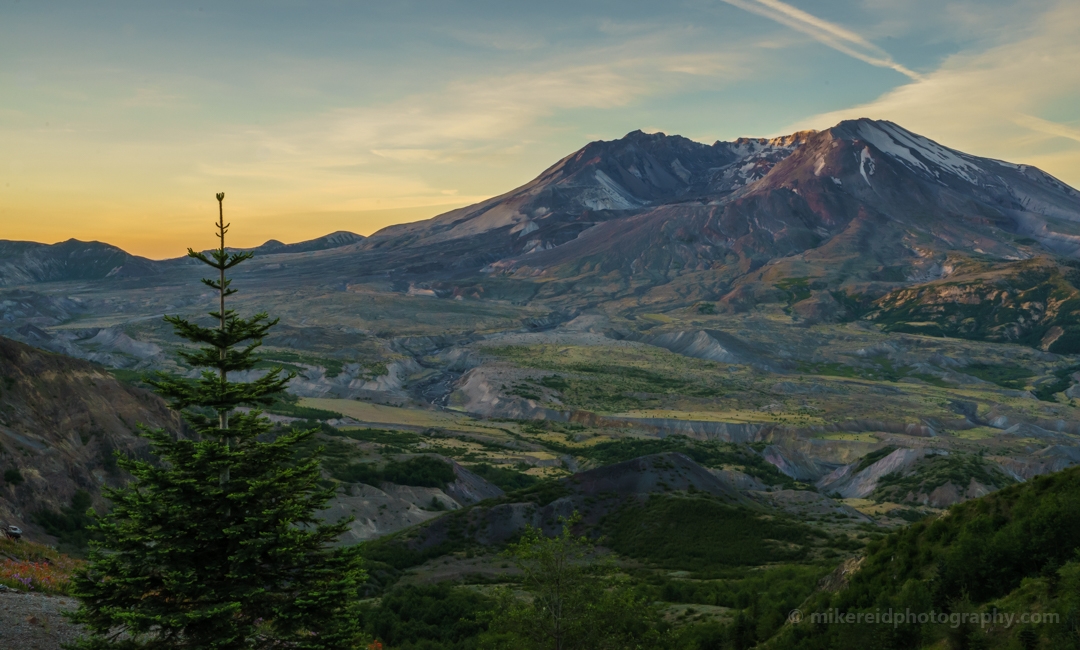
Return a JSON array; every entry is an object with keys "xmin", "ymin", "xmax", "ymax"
[
  {"xmin": 68, "ymin": 193, "xmax": 367, "ymax": 649},
  {"xmin": 480, "ymin": 513, "xmax": 663, "ymax": 650}
]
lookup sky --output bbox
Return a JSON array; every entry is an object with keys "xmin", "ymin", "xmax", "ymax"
[{"xmin": 2, "ymin": 0, "xmax": 1079, "ymax": 259}]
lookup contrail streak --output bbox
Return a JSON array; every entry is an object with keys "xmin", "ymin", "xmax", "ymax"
[
  {"xmin": 1014, "ymin": 113, "xmax": 1080, "ymax": 144},
  {"xmin": 722, "ymin": 0, "xmax": 922, "ymax": 80}
]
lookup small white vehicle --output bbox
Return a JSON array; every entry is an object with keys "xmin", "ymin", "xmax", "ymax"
[{"xmin": 5, "ymin": 525, "xmax": 21, "ymax": 540}]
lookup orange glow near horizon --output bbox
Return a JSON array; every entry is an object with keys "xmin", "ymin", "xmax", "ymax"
[
  {"xmin": 0, "ymin": 199, "xmax": 477, "ymax": 260},
  {"xmin": 4, "ymin": 3, "xmax": 1079, "ymax": 259}
]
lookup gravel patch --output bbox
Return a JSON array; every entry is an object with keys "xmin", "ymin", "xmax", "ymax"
[{"xmin": 0, "ymin": 589, "xmax": 84, "ymax": 649}]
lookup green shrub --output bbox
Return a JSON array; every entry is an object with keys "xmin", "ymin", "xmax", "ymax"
[
  {"xmin": 266, "ymin": 401, "xmax": 344, "ymax": 420},
  {"xmin": 1033, "ymin": 363, "xmax": 1080, "ymax": 402},
  {"xmin": 574, "ymin": 436, "xmax": 801, "ymax": 489},
  {"xmin": 331, "ymin": 456, "xmax": 456, "ymax": 489},
  {"xmin": 33, "ymin": 490, "xmax": 96, "ymax": 555},
  {"xmin": 871, "ymin": 453, "xmax": 1014, "ymax": 502},
  {"xmin": 3, "ymin": 468, "xmax": 24, "ymax": 486},
  {"xmin": 853, "ymin": 446, "xmax": 898, "ymax": 473},
  {"xmin": 332, "ymin": 428, "xmax": 420, "ymax": 450},
  {"xmin": 466, "ymin": 463, "xmax": 539, "ymax": 491},
  {"xmin": 961, "ymin": 362, "xmax": 1034, "ymax": 390},
  {"xmin": 607, "ymin": 495, "xmax": 823, "ymax": 573},
  {"xmin": 359, "ymin": 583, "xmax": 493, "ymax": 649}
]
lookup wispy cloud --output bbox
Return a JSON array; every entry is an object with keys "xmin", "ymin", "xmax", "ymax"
[
  {"xmin": 0, "ymin": 30, "xmax": 755, "ymax": 256},
  {"xmin": 789, "ymin": 2, "xmax": 1080, "ymax": 186},
  {"xmin": 721, "ymin": 0, "xmax": 922, "ymax": 80},
  {"xmin": 1013, "ymin": 114, "xmax": 1080, "ymax": 145}
]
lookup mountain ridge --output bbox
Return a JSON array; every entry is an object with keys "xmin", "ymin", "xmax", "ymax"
[{"xmin": 6, "ymin": 119, "xmax": 1078, "ymax": 301}]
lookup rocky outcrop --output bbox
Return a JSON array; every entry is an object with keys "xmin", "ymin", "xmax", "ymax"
[
  {"xmin": 320, "ymin": 460, "xmax": 503, "ymax": 544},
  {"xmin": 818, "ymin": 556, "xmax": 866, "ymax": 592},
  {"xmin": 817, "ymin": 448, "xmax": 937, "ymax": 499},
  {"xmin": 448, "ymin": 366, "xmax": 567, "ymax": 420},
  {"xmin": 322, "ymin": 483, "xmax": 456, "ymax": 544}
]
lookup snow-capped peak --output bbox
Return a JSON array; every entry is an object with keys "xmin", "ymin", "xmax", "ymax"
[{"xmin": 855, "ymin": 120, "xmax": 983, "ymax": 184}]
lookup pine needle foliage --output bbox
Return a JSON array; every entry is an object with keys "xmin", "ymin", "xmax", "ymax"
[{"xmin": 67, "ymin": 193, "xmax": 368, "ymax": 650}]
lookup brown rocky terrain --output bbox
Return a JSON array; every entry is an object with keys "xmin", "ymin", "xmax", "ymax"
[{"xmin": 0, "ymin": 336, "xmax": 184, "ymax": 538}]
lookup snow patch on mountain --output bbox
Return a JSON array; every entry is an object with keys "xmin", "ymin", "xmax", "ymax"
[
  {"xmin": 857, "ymin": 121, "xmax": 983, "ymax": 184},
  {"xmin": 859, "ymin": 148, "xmax": 875, "ymax": 186}
]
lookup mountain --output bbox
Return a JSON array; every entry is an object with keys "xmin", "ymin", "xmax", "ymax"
[
  {"xmin": 232, "ymin": 230, "xmax": 365, "ymax": 255},
  {"xmin": 370, "ymin": 130, "xmax": 810, "ymax": 252},
  {"xmin": 352, "ymin": 119, "xmax": 1079, "ymax": 289},
  {"xmin": 0, "ymin": 239, "xmax": 161, "ymax": 286},
  {"xmin": 492, "ymin": 119, "xmax": 1080, "ymax": 296},
  {"xmin": 347, "ymin": 129, "xmax": 810, "ymax": 279},
  {"xmin": 0, "ymin": 232, "xmax": 367, "ymax": 288}
]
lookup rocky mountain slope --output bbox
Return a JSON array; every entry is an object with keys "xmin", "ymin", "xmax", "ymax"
[
  {"xmin": 314, "ymin": 118, "xmax": 1079, "ymax": 302},
  {"xmin": 228, "ymin": 230, "xmax": 365, "ymax": 255},
  {"xmin": 491, "ymin": 120, "xmax": 1080, "ymax": 307},
  {"xmin": 0, "ymin": 240, "xmax": 160, "ymax": 287},
  {"xmin": 0, "ymin": 336, "xmax": 184, "ymax": 536}
]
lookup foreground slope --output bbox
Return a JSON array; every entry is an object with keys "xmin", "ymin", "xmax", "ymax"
[
  {"xmin": 0, "ymin": 336, "xmax": 184, "ymax": 537},
  {"xmin": 772, "ymin": 464, "xmax": 1080, "ymax": 649}
]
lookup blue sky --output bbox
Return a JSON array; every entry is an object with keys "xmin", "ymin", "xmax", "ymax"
[{"xmin": 2, "ymin": 0, "xmax": 1079, "ymax": 257}]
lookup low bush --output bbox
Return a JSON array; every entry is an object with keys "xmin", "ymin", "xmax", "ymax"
[
  {"xmin": 607, "ymin": 494, "xmax": 824, "ymax": 574},
  {"xmin": 465, "ymin": 463, "xmax": 539, "ymax": 491},
  {"xmin": 331, "ymin": 456, "xmax": 456, "ymax": 489},
  {"xmin": 32, "ymin": 489, "xmax": 97, "ymax": 555}
]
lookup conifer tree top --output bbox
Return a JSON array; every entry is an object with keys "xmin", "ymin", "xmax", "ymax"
[{"xmin": 69, "ymin": 193, "xmax": 368, "ymax": 649}]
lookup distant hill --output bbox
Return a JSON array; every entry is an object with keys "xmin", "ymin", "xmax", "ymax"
[
  {"xmin": 0, "ymin": 239, "xmax": 160, "ymax": 286},
  {"xmin": 231, "ymin": 230, "xmax": 365, "ymax": 255},
  {"xmin": 363, "ymin": 452, "xmax": 798, "ymax": 571},
  {"xmin": 0, "ymin": 231, "xmax": 366, "ymax": 287}
]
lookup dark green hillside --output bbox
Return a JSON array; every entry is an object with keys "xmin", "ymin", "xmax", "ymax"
[
  {"xmin": 579, "ymin": 436, "xmax": 803, "ymax": 488},
  {"xmin": 873, "ymin": 259, "xmax": 1080, "ymax": 353},
  {"xmin": 608, "ymin": 494, "xmax": 827, "ymax": 573},
  {"xmin": 359, "ymin": 584, "xmax": 493, "ymax": 649},
  {"xmin": 774, "ymin": 465, "xmax": 1080, "ymax": 649},
  {"xmin": 869, "ymin": 453, "xmax": 1016, "ymax": 503}
]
